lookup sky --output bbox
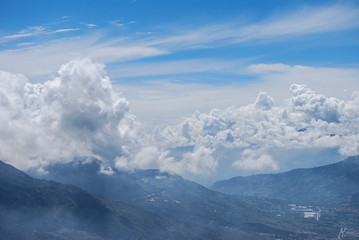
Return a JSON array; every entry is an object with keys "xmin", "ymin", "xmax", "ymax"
[{"xmin": 0, "ymin": 0, "xmax": 359, "ymax": 184}]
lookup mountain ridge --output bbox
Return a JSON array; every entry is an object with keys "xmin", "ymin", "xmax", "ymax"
[
  {"xmin": 211, "ymin": 155, "xmax": 359, "ymax": 205},
  {"xmin": 0, "ymin": 160, "xmax": 255, "ymax": 240},
  {"xmin": 30, "ymin": 159, "xmax": 294, "ymax": 232},
  {"xmin": 2, "ymin": 158, "xmax": 354, "ymax": 239}
]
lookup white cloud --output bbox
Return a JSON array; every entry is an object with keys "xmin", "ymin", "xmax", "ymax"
[
  {"xmin": 3, "ymin": 26, "xmax": 46, "ymax": 40},
  {"xmin": 111, "ymin": 62, "xmax": 359, "ymax": 132},
  {"xmin": 99, "ymin": 165, "xmax": 115, "ymax": 175},
  {"xmin": 53, "ymin": 28, "xmax": 80, "ymax": 33},
  {"xmin": 178, "ymin": 146, "xmax": 217, "ymax": 175},
  {"xmin": 0, "ymin": 58, "xmax": 221, "ymax": 177},
  {"xmin": 155, "ymin": 84, "xmax": 359, "ymax": 172},
  {"xmin": 130, "ymin": 146, "xmax": 172, "ymax": 170},
  {"xmin": 254, "ymin": 92, "xmax": 275, "ymax": 110},
  {"xmin": 2, "ymin": 26, "xmax": 80, "ymax": 41},
  {"xmin": 110, "ymin": 20, "xmax": 136, "ymax": 28},
  {"xmin": 235, "ymin": 5, "xmax": 359, "ymax": 42},
  {"xmin": 233, "ymin": 149, "xmax": 279, "ymax": 171},
  {"xmin": 86, "ymin": 24, "xmax": 97, "ymax": 28},
  {"xmin": 150, "ymin": 5, "xmax": 359, "ymax": 50},
  {"xmin": 111, "ymin": 21, "xmax": 125, "ymax": 28},
  {"xmin": 247, "ymin": 63, "xmax": 359, "ymax": 99},
  {"xmin": 87, "ymin": 45, "xmax": 167, "ymax": 63},
  {"xmin": 0, "ymin": 34, "xmax": 168, "ymax": 78},
  {"xmin": 1, "ymin": 58, "xmax": 358, "ymax": 177},
  {"xmin": 136, "ymin": 31, "xmax": 153, "ymax": 35},
  {"xmin": 114, "ymin": 145, "xmax": 217, "ymax": 176},
  {"xmin": 2, "ymin": 5, "xmax": 358, "ymax": 81},
  {"xmin": 289, "ymin": 84, "xmax": 342, "ymax": 123},
  {"xmin": 0, "ymin": 58, "xmax": 139, "ymax": 170},
  {"xmin": 16, "ymin": 42, "xmax": 35, "ymax": 47},
  {"xmin": 110, "ymin": 58, "xmax": 244, "ymax": 78}
]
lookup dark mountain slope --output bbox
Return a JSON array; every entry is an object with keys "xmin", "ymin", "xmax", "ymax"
[
  {"xmin": 0, "ymin": 160, "xmax": 254, "ymax": 240},
  {"xmin": 32, "ymin": 159, "xmax": 300, "ymax": 235},
  {"xmin": 211, "ymin": 156, "xmax": 359, "ymax": 205}
]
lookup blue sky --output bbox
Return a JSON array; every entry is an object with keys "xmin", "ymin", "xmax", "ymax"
[{"xmin": 1, "ymin": 0, "xmax": 359, "ymax": 182}]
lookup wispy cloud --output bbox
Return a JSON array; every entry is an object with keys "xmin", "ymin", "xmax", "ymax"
[
  {"xmin": 111, "ymin": 58, "xmax": 245, "ymax": 78},
  {"xmin": 4, "ymin": 33, "xmax": 33, "ymax": 39},
  {"xmin": 16, "ymin": 42, "xmax": 35, "ymax": 47},
  {"xmin": 86, "ymin": 24, "xmax": 97, "ymax": 28},
  {"xmin": 1, "ymin": 4, "xmax": 358, "ymax": 80},
  {"xmin": 111, "ymin": 19, "xmax": 136, "ymax": 28},
  {"xmin": 2, "ymin": 26, "xmax": 80, "ymax": 42},
  {"xmin": 235, "ymin": 5, "xmax": 359, "ymax": 41},
  {"xmin": 136, "ymin": 31, "xmax": 153, "ymax": 35},
  {"xmin": 3, "ymin": 26, "xmax": 46, "ymax": 39},
  {"xmin": 150, "ymin": 5, "xmax": 359, "ymax": 49},
  {"xmin": 53, "ymin": 28, "xmax": 80, "ymax": 33},
  {"xmin": 111, "ymin": 20, "xmax": 125, "ymax": 28},
  {"xmin": 0, "ymin": 34, "xmax": 168, "ymax": 77}
]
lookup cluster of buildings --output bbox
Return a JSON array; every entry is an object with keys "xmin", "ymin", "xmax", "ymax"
[{"xmin": 288, "ymin": 204, "xmax": 321, "ymax": 220}]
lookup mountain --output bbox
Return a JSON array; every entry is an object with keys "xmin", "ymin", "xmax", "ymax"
[
  {"xmin": 349, "ymin": 192, "xmax": 359, "ymax": 208},
  {"xmin": 6, "ymin": 158, "xmax": 353, "ymax": 239},
  {"xmin": 211, "ymin": 156, "xmax": 359, "ymax": 205},
  {"xmin": 0, "ymin": 160, "xmax": 257, "ymax": 240},
  {"xmin": 31, "ymin": 159, "xmax": 299, "ymax": 236}
]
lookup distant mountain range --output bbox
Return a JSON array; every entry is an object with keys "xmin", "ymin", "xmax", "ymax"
[
  {"xmin": 3, "ymin": 156, "xmax": 357, "ymax": 239},
  {"xmin": 0, "ymin": 160, "xmax": 256, "ymax": 240},
  {"xmin": 211, "ymin": 156, "xmax": 359, "ymax": 205},
  {"xmin": 32, "ymin": 159, "xmax": 296, "ymax": 235}
]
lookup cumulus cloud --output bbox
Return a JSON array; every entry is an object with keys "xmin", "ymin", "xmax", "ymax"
[
  {"xmin": 155, "ymin": 84, "xmax": 359, "ymax": 171},
  {"xmin": 1, "ymin": 58, "xmax": 358, "ymax": 176},
  {"xmin": 254, "ymin": 91, "xmax": 275, "ymax": 110},
  {"xmin": 232, "ymin": 149, "xmax": 279, "ymax": 171},
  {"xmin": 289, "ymin": 84, "xmax": 342, "ymax": 123},
  {"xmin": 115, "ymin": 146, "xmax": 171, "ymax": 170},
  {"xmin": 115, "ymin": 145, "xmax": 217, "ymax": 176},
  {"xmin": 246, "ymin": 63, "xmax": 359, "ymax": 100},
  {"xmin": 176, "ymin": 146, "xmax": 217, "ymax": 175},
  {"xmin": 0, "ymin": 58, "xmax": 138, "ymax": 170},
  {"xmin": 0, "ymin": 59, "xmax": 219, "ymax": 177}
]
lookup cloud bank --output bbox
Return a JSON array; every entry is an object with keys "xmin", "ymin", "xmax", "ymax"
[
  {"xmin": 0, "ymin": 59, "xmax": 217, "ymax": 176},
  {"xmin": 1, "ymin": 58, "xmax": 358, "ymax": 177},
  {"xmin": 154, "ymin": 84, "xmax": 359, "ymax": 171}
]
